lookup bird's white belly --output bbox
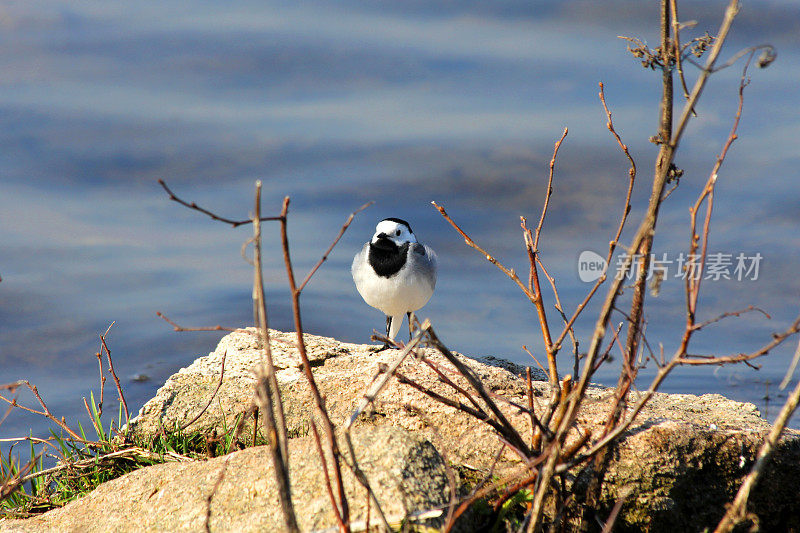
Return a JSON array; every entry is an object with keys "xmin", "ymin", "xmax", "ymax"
[{"xmin": 353, "ymin": 266, "xmax": 434, "ymax": 317}]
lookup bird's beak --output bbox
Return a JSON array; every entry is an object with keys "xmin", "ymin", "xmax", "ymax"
[{"xmin": 371, "ymin": 232, "xmax": 396, "ymax": 248}]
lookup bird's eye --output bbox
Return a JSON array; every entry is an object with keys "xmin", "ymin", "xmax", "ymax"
[{"xmin": 395, "ymin": 230, "xmax": 401, "ymax": 236}]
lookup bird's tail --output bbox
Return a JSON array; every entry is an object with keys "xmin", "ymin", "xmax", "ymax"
[{"xmin": 388, "ymin": 314, "xmax": 404, "ymax": 341}]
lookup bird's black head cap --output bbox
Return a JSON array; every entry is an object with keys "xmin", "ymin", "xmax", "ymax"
[{"xmin": 382, "ymin": 217, "xmax": 413, "ymax": 233}]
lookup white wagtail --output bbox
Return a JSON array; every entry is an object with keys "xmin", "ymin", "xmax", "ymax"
[{"xmin": 352, "ymin": 218, "xmax": 437, "ymax": 348}]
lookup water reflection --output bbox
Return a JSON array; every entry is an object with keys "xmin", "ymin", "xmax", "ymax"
[{"xmin": 2, "ymin": 1, "xmax": 799, "ymax": 444}]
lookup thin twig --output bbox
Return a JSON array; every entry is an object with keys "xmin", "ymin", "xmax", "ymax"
[
  {"xmin": 340, "ymin": 430, "xmax": 391, "ymax": 532},
  {"xmin": 158, "ymin": 179, "xmax": 282, "ymax": 227},
  {"xmin": 251, "ymin": 182, "xmax": 298, "ymax": 533},
  {"xmin": 600, "ymin": 490, "xmax": 631, "ymax": 533},
  {"xmin": 535, "ymin": 255, "xmax": 580, "ymax": 378},
  {"xmin": 678, "ymin": 49, "xmax": 753, "ymax": 359},
  {"xmin": 156, "ymin": 311, "xmax": 234, "ymax": 332},
  {"xmin": 94, "ymin": 344, "xmax": 105, "ymax": 418},
  {"xmin": 432, "ymin": 201, "xmax": 534, "ymax": 302},
  {"xmin": 279, "ymin": 195, "xmax": 351, "ymax": 529},
  {"xmin": 533, "ymin": 127, "xmax": 568, "ymax": 251},
  {"xmin": 395, "ymin": 372, "xmax": 493, "ymax": 427},
  {"xmin": 424, "ymin": 326, "xmax": 531, "ymax": 457},
  {"xmin": 714, "ymin": 376, "xmax": 800, "ymax": 532},
  {"xmin": 670, "ymin": 0, "xmax": 740, "ymax": 148},
  {"xmin": 691, "ymin": 305, "xmax": 769, "ymax": 332},
  {"xmin": 521, "ymin": 217, "xmax": 558, "ymax": 386},
  {"xmin": 252, "ymin": 182, "xmax": 290, "ymax": 462},
  {"xmin": 99, "ymin": 324, "xmax": 129, "ymax": 429},
  {"xmin": 205, "ymin": 458, "xmax": 229, "ymax": 533},
  {"xmin": 780, "ymin": 336, "xmax": 800, "ymax": 390},
  {"xmin": 521, "ymin": 345, "xmax": 548, "ymax": 379},
  {"xmin": 345, "ymin": 328, "xmax": 426, "ymax": 429},
  {"xmin": 178, "ymin": 350, "xmax": 228, "ymax": 432},
  {"xmin": 310, "ymin": 421, "xmax": 347, "ymax": 532},
  {"xmin": 550, "ymin": 84, "xmax": 636, "ymax": 355},
  {"xmin": 0, "ymin": 382, "xmax": 83, "ymax": 442},
  {"xmin": 297, "ymin": 201, "xmax": 373, "ymax": 293},
  {"xmin": 419, "ymin": 356, "xmax": 487, "ymax": 417},
  {"xmin": 669, "ymin": 0, "xmax": 696, "ymax": 116}
]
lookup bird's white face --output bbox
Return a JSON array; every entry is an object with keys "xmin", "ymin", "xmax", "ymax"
[{"xmin": 372, "ymin": 219, "xmax": 417, "ymax": 245}]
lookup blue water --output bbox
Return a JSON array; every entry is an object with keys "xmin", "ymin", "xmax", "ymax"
[{"xmin": 2, "ymin": 0, "xmax": 800, "ymax": 450}]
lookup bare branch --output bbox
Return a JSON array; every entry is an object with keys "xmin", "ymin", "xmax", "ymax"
[
  {"xmin": 0, "ymin": 381, "xmax": 83, "ymax": 442},
  {"xmin": 345, "ymin": 327, "xmax": 427, "ymax": 429},
  {"xmin": 177, "ymin": 350, "xmax": 228, "ymax": 432},
  {"xmin": 560, "ymin": 313, "xmax": 800, "ymax": 473},
  {"xmin": 669, "ymin": 0, "xmax": 696, "ymax": 115},
  {"xmin": 714, "ymin": 374, "xmax": 800, "ymax": 532},
  {"xmin": 250, "ymin": 182, "xmax": 297, "ymax": 532},
  {"xmin": 98, "ymin": 325, "xmax": 129, "ymax": 429},
  {"xmin": 279, "ymin": 195, "xmax": 351, "ymax": 528},
  {"xmin": 691, "ymin": 305, "xmax": 770, "ymax": 332},
  {"xmin": 550, "ymin": 83, "xmax": 636, "ymax": 356},
  {"xmin": 432, "ymin": 201, "xmax": 534, "ymax": 302},
  {"xmin": 156, "ymin": 311, "xmax": 235, "ymax": 332},
  {"xmin": 158, "ymin": 179, "xmax": 282, "ymax": 227},
  {"xmin": 297, "ymin": 201, "xmax": 373, "ymax": 293},
  {"xmin": 534, "ymin": 127, "xmax": 568, "ymax": 251}
]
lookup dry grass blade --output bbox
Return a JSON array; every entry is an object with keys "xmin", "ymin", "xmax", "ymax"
[
  {"xmin": 15, "ymin": 447, "xmax": 194, "ymax": 487},
  {"xmin": 1, "ymin": 455, "xmax": 38, "ymax": 502}
]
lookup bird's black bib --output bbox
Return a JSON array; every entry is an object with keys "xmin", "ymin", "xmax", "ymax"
[{"xmin": 369, "ymin": 238, "xmax": 409, "ymax": 278}]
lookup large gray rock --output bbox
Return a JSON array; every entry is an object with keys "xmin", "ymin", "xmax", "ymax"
[
  {"xmin": 4, "ymin": 329, "xmax": 799, "ymax": 531},
  {"xmin": 126, "ymin": 328, "xmax": 546, "ymax": 474},
  {"xmin": 123, "ymin": 328, "xmax": 800, "ymax": 531},
  {"xmin": 0, "ymin": 426, "xmax": 452, "ymax": 532}
]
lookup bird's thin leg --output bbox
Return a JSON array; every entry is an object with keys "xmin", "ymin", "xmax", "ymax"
[
  {"xmin": 407, "ymin": 311, "xmax": 413, "ymax": 341},
  {"xmin": 375, "ymin": 315, "xmax": 393, "ymax": 352}
]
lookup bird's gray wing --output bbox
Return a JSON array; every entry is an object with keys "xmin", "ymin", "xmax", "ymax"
[{"xmin": 410, "ymin": 243, "xmax": 438, "ymax": 287}]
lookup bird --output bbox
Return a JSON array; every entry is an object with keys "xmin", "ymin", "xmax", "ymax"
[{"xmin": 352, "ymin": 217, "xmax": 437, "ymax": 348}]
